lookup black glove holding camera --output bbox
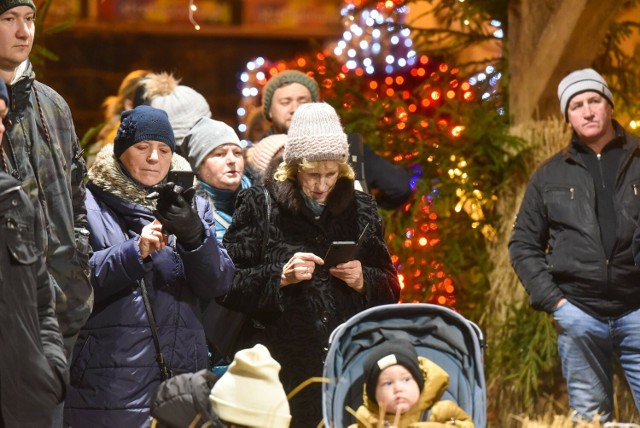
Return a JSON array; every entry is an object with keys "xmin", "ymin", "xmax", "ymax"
[{"xmin": 152, "ymin": 182, "xmax": 203, "ymax": 250}]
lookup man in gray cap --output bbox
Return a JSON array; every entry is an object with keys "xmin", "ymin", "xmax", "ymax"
[{"xmin": 509, "ymin": 68, "xmax": 640, "ymax": 421}]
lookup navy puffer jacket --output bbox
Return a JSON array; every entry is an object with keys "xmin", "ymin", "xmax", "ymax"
[{"xmin": 64, "ymin": 145, "xmax": 235, "ymax": 428}]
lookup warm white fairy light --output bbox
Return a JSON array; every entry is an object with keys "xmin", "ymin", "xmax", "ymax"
[
  {"xmin": 189, "ymin": 0, "xmax": 200, "ymax": 30},
  {"xmin": 333, "ymin": 1, "xmax": 415, "ymax": 75}
]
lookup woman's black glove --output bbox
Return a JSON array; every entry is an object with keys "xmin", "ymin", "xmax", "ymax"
[{"xmin": 153, "ymin": 182, "xmax": 204, "ymax": 250}]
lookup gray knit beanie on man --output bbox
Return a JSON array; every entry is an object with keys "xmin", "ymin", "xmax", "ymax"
[
  {"xmin": 262, "ymin": 70, "xmax": 320, "ymax": 121},
  {"xmin": 284, "ymin": 102, "xmax": 349, "ymax": 165},
  {"xmin": 557, "ymin": 68, "xmax": 613, "ymax": 120},
  {"xmin": 0, "ymin": 0, "xmax": 35, "ymax": 15},
  {"xmin": 182, "ymin": 117, "xmax": 243, "ymax": 172}
]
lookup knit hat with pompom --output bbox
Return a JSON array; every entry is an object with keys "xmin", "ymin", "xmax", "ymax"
[{"xmin": 140, "ymin": 72, "xmax": 211, "ymax": 149}]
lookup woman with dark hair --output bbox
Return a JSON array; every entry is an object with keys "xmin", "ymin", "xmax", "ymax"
[{"xmin": 222, "ymin": 103, "xmax": 400, "ymax": 427}]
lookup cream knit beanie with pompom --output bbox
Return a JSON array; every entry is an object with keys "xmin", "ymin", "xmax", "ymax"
[{"xmin": 284, "ymin": 102, "xmax": 348, "ymax": 165}]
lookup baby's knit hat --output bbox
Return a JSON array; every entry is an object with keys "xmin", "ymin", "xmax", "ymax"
[
  {"xmin": 0, "ymin": 0, "xmax": 35, "ymax": 15},
  {"xmin": 557, "ymin": 68, "xmax": 613, "ymax": 119},
  {"xmin": 284, "ymin": 103, "xmax": 348, "ymax": 165},
  {"xmin": 141, "ymin": 72, "xmax": 212, "ymax": 148},
  {"xmin": 114, "ymin": 105, "xmax": 176, "ymax": 159},
  {"xmin": 209, "ymin": 344, "xmax": 291, "ymax": 428},
  {"xmin": 363, "ymin": 339, "xmax": 425, "ymax": 404},
  {"xmin": 262, "ymin": 70, "xmax": 320, "ymax": 121},
  {"xmin": 182, "ymin": 117, "xmax": 243, "ymax": 172},
  {"xmin": 246, "ymin": 134, "xmax": 287, "ymax": 175}
]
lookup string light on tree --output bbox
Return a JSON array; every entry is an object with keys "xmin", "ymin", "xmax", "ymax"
[{"xmin": 333, "ymin": 0, "xmax": 417, "ymax": 75}]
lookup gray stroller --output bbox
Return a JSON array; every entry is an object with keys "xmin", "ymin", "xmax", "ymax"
[{"xmin": 322, "ymin": 303, "xmax": 487, "ymax": 427}]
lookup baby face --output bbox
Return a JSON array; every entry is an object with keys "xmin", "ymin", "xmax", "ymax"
[{"xmin": 374, "ymin": 364, "xmax": 421, "ymax": 415}]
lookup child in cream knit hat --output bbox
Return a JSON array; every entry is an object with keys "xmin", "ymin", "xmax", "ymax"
[{"xmin": 210, "ymin": 344, "xmax": 291, "ymax": 428}]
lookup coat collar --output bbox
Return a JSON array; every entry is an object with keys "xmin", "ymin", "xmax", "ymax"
[
  {"xmin": 6, "ymin": 60, "xmax": 34, "ymax": 114},
  {"xmin": 88, "ymin": 143, "xmax": 191, "ymax": 211}
]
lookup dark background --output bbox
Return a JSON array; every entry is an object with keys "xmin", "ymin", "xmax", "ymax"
[{"xmin": 38, "ymin": 22, "xmax": 339, "ymax": 141}]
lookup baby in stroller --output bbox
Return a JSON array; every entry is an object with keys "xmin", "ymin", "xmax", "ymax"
[{"xmin": 349, "ymin": 338, "xmax": 473, "ymax": 428}]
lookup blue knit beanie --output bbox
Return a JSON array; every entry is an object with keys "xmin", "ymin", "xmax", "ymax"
[{"xmin": 114, "ymin": 105, "xmax": 176, "ymax": 158}]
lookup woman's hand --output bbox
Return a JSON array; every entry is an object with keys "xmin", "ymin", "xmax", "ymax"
[
  {"xmin": 330, "ymin": 260, "xmax": 364, "ymax": 294},
  {"xmin": 280, "ymin": 252, "xmax": 323, "ymax": 287},
  {"xmin": 138, "ymin": 219, "xmax": 168, "ymax": 259}
]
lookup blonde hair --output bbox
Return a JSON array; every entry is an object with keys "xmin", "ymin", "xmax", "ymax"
[{"xmin": 273, "ymin": 159, "xmax": 355, "ymax": 182}]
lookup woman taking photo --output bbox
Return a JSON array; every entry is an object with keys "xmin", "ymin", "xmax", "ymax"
[
  {"xmin": 64, "ymin": 105, "xmax": 235, "ymax": 428},
  {"xmin": 222, "ymin": 102, "xmax": 400, "ymax": 427}
]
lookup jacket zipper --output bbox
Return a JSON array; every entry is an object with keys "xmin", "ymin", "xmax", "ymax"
[{"xmin": 596, "ymin": 153, "xmax": 606, "ymax": 189}]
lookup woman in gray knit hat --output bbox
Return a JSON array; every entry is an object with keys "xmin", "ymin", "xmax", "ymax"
[
  {"xmin": 182, "ymin": 116, "xmax": 252, "ymax": 242},
  {"xmin": 221, "ymin": 102, "xmax": 401, "ymax": 428}
]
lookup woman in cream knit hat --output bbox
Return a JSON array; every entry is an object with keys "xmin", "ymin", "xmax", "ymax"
[{"xmin": 221, "ymin": 103, "xmax": 400, "ymax": 427}]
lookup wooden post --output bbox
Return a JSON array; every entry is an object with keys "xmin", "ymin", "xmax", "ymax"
[{"xmin": 508, "ymin": 0, "xmax": 624, "ymax": 125}]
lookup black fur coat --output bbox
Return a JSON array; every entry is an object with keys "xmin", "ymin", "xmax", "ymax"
[{"xmin": 222, "ymin": 174, "xmax": 400, "ymax": 427}]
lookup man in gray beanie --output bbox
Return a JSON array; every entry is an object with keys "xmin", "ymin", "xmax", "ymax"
[{"xmin": 509, "ymin": 68, "xmax": 640, "ymax": 421}]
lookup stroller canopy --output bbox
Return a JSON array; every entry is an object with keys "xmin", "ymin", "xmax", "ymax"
[{"xmin": 322, "ymin": 303, "xmax": 486, "ymax": 427}]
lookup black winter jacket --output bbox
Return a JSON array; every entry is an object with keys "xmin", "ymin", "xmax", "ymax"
[
  {"xmin": 222, "ymin": 176, "xmax": 400, "ymax": 427},
  {"xmin": 0, "ymin": 173, "xmax": 67, "ymax": 428},
  {"xmin": 509, "ymin": 122, "xmax": 640, "ymax": 320}
]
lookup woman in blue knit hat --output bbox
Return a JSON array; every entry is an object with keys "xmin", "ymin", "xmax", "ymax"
[{"xmin": 64, "ymin": 106, "xmax": 235, "ymax": 428}]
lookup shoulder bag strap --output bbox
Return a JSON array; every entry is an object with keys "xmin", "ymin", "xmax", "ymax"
[{"xmin": 140, "ymin": 278, "xmax": 173, "ymax": 381}]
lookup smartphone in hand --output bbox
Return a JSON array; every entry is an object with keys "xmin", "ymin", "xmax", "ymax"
[
  {"xmin": 167, "ymin": 170, "xmax": 195, "ymax": 189},
  {"xmin": 323, "ymin": 241, "xmax": 358, "ymax": 268},
  {"xmin": 323, "ymin": 223, "xmax": 370, "ymax": 268}
]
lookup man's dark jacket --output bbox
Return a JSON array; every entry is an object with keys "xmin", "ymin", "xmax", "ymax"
[
  {"xmin": 509, "ymin": 121, "xmax": 640, "ymax": 320},
  {"xmin": 0, "ymin": 173, "xmax": 67, "ymax": 427}
]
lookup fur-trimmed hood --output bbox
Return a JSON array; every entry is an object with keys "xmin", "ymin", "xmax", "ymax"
[
  {"xmin": 263, "ymin": 153, "xmax": 356, "ymax": 218},
  {"xmin": 88, "ymin": 143, "xmax": 191, "ymax": 211}
]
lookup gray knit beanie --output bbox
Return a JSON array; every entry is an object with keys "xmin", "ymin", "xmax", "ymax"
[
  {"xmin": 141, "ymin": 72, "xmax": 212, "ymax": 148},
  {"xmin": 557, "ymin": 68, "xmax": 613, "ymax": 119},
  {"xmin": 0, "ymin": 0, "xmax": 35, "ymax": 15},
  {"xmin": 262, "ymin": 70, "xmax": 320, "ymax": 121},
  {"xmin": 182, "ymin": 117, "xmax": 242, "ymax": 172},
  {"xmin": 284, "ymin": 103, "xmax": 348, "ymax": 165}
]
